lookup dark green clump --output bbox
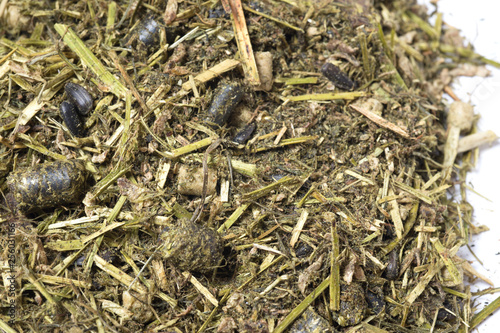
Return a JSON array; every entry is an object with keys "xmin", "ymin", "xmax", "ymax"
[
  {"xmin": 333, "ymin": 282, "xmax": 367, "ymax": 326},
  {"xmin": 160, "ymin": 220, "xmax": 224, "ymax": 273}
]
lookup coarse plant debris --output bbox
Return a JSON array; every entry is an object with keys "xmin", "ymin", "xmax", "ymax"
[{"xmin": 0, "ymin": 0, "xmax": 499, "ymax": 332}]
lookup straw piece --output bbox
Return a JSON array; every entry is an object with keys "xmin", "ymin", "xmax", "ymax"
[
  {"xmin": 388, "ymin": 189, "xmax": 404, "ymax": 239},
  {"xmin": 218, "ymin": 203, "xmax": 250, "ymax": 233},
  {"xmin": 406, "ymin": 261, "xmax": 444, "ymax": 305},
  {"xmin": 350, "ymin": 104, "xmax": 410, "ymax": 138},
  {"xmin": 48, "ymin": 215, "xmax": 101, "ymax": 230},
  {"xmin": 461, "ymin": 260, "xmax": 494, "ymax": 286},
  {"xmin": 394, "ymin": 180, "xmax": 432, "ymax": 204},
  {"xmin": 170, "ymin": 137, "xmax": 214, "ymax": 158},
  {"xmin": 242, "ymin": 4, "xmax": 304, "ymax": 32},
  {"xmin": 290, "ymin": 209, "xmax": 309, "ymax": 248},
  {"xmin": 288, "ymin": 91, "xmax": 365, "ymax": 101},
  {"xmin": 330, "ymin": 225, "xmax": 340, "ymax": 311},
  {"xmin": 81, "ymin": 222, "xmax": 126, "ymax": 244},
  {"xmin": 431, "ymin": 238, "xmax": 462, "ymax": 286},
  {"xmin": 25, "ymin": 269, "xmax": 57, "ymax": 305},
  {"xmin": 94, "ymin": 254, "xmax": 148, "ymax": 293},
  {"xmin": 182, "ymin": 59, "xmax": 240, "ymax": 91},
  {"xmin": 243, "ymin": 175, "xmax": 297, "ymax": 200},
  {"xmin": 53, "ymin": 24, "xmax": 128, "ymax": 98},
  {"xmin": 273, "ymin": 276, "xmax": 330, "ymax": 333},
  {"xmin": 345, "ymin": 169, "xmax": 376, "ymax": 186},
  {"xmin": 470, "ymin": 295, "xmax": 500, "ymax": 329},
  {"xmin": 33, "ymin": 274, "xmax": 91, "ymax": 289},
  {"xmin": 229, "ymin": 0, "xmax": 260, "ymax": 85},
  {"xmin": 101, "ymin": 300, "xmax": 133, "ymax": 319},
  {"xmin": 182, "ymin": 272, "xmax": 218, "ymax": 307},
  {"xmin": 275, "ymin": 77, "xmax": 318, "ymax": 85},
  {"xmin": 13, "ymin": 67, "xmax": 73, "ymax": 131}
]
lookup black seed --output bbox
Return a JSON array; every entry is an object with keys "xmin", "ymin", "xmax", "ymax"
[
  {"xmin": 385, "ymin": 249, "xmax": 399, "ymax": 280},
  {"xmin": 321, "ymin": 62, "xmax": 357, "ymax": 90},
  {"xmin": 6, "ymin": 160, "xmax": 87, "ymax": 213},
  {"xmin": 65, "ymin": 82, "xmax": 93, "ymax": 115},
  {"xmin": 60, "ymin": 101, "xmax": 85, "ymax": 137},
  {"xmin": 206, "ymin": 82, "xmax": 244, "ymax": 127},
  {"xmin": 233, "ymin": 123, "xmax": 256, "ymax": 144}
]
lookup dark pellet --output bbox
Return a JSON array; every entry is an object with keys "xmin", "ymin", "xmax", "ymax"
[
  {"xmin": 65, "ymin": 82, "xmax": 93, "ymax": 115},
  {"xmin": 60, "ymin": 101, "xmax": 85, "ymax": 137},
  {"xmin": 321, "ymin": 62, "xmax": 357, "ymax": 90},
  {"xmin": 385, "ymin": 249, "xmax": 399, "ymax": 280},
  {"xmin": 206, "ymin": 82, "xmax": 243, "ymax": 127},
  {"xmin": 6, "ymin": 160, "xmax": 87, "ymax": 213},
  {"xmin": 295, "ymin": 242, "xmax": 313, "ymax": 258},
  {"xmin": 137, "ymin": 16, "xmax": 160, "ymax": 46},
  {"xmin": 365, "ymin": 290, "xmax": 385, "ymax": 314},
  {"xmin": 75, "ymin": 255, "xmax": 86, "ymax": 266},
  {"xmin": 233, "ymin": 123, "xmax": 256, "ymax": 144}
]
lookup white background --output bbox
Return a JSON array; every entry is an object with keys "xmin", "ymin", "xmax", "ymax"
[{"xmin": 419, "ymin": 0, "xmax": 500, "ymax": 331}]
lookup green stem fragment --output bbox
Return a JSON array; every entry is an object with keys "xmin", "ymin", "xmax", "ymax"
[
  {"xmin": 54, "ymin": 24, "xmax": 128, "ymax": 98},
  {"xmin": 287, "ymin": 92, "xmax": 364, "ymax": 101},
  {"xmin": 330, "ymin": 225, "xmax": 340, "ymax": 311},
  {"xmin": 273, "ymin": 276, "xmax": 330, "ymax": 333},
  {"xmin": 470, "ymin": 295, "xmax": 500, "ymax": 329}
]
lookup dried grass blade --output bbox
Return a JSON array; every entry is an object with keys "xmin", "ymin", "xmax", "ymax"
[
  {"xmin": 182, "ymin": 272, "xmax": 218, "ymax": 307},
  {"xmin": 229, "ymin": 0, "xmax": 260, "ymax": 85},
  {"xmin": 0, "ymin": 319, "xmax": 17, "ymax": 333},
  {"xmin": 470, "ymin": 295, "xmax": 500, "ymax": 329},
  {"xmin": 330, "ymin": 225, "xmax": 340, "ymax": 311},
  {"xmin": 350, "ymin": 105, "xmax": 410, "ymax": 139},
  {"xmin": 290, "ymin": 209, "xmax": 309, "ymax": 248},
  {"xmin": 81, "ymin": 222, "xmax": 126, "ymax": 244},
  {"xmin": 431, "ymin": 238, "xmax": 462, "ymax": 286},
  {"xmin": 242, "ymin": 4, "xmax": 304, "ymax": 32},
  {"xmin": 182, "ymin": 59, "xmax": 240, "ymax": 91},
  {"xmin": 273, "ymin": 276, "xmax": 330, "ymax": 333},
  {"xmin": 243, "ymin": 175, "xmax": 297, "ymax": 200},
  {"xmin": 406, "ymin": 261, "xmax": 444, "ymax": 305},
  {"xmin": 288, "ymin": 91, "xmax": 364, "ymax": 101},
  {"xmin": 218, "ymin": 203, "xmax": 250, "ymax": 233},
  {"xmin": 94, "ymin": 254, "xmax": 148, "ymax": 293},
  {"xmin": 24, "ymin": 269, "xmax": 57, "ymax": 305},
  {"xmin": 171, "ymin": 137, "xmax": 214, "ymax": 158}
]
